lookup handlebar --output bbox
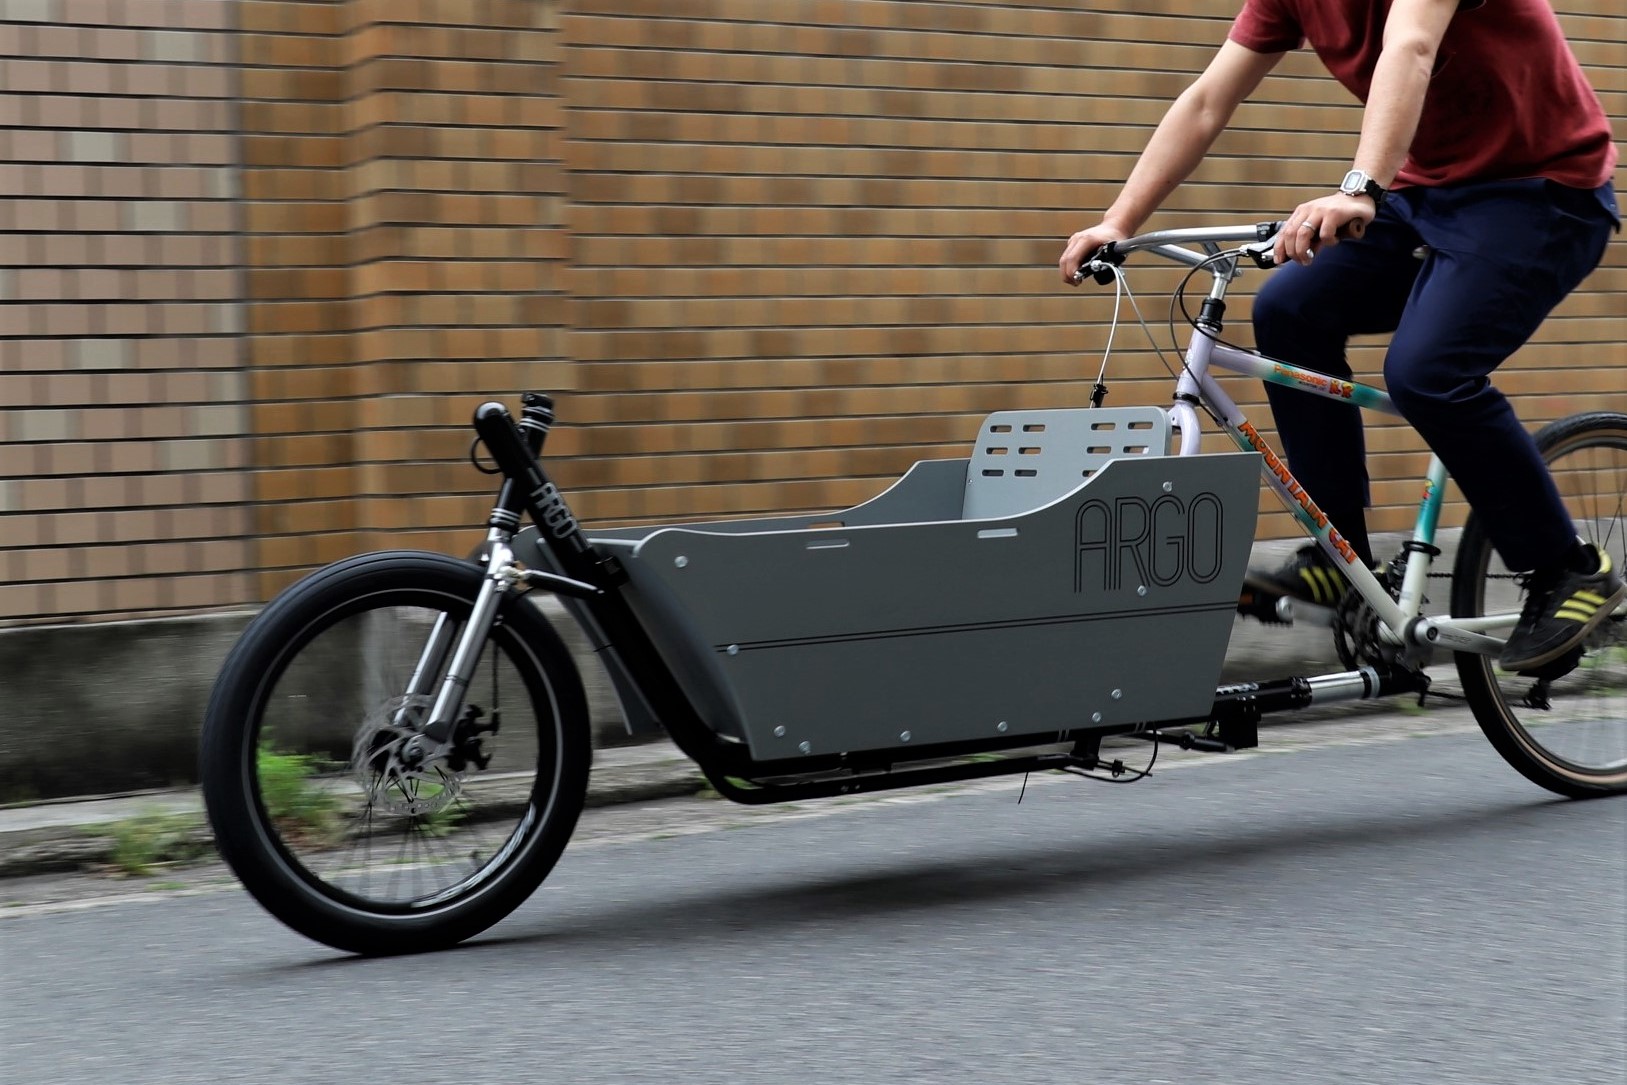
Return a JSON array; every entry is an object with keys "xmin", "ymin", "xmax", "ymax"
[{"xmin": 1073, "ymin": 220, "xmax": 1284, "ymax": 283}]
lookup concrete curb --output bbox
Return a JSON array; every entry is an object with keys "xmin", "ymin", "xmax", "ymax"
[{"xmin": 0, "ymin": 742, "xmax": 710, "ymax": 880}]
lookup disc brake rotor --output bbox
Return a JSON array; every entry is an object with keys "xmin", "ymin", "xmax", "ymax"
[{"xmin": 350, "ymin": 695, "xmax": 463, "ymax": 817}]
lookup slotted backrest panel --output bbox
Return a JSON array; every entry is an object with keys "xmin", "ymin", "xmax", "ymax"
[{"xmin": 962, "ymin": 406, "xmax": 1171, "ymax": 521}]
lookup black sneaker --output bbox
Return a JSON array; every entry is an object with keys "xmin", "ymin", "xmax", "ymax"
[
  {"xmin": 1242, "ymin": 544, "xmax": 1351, "ymax": 608},
  {"xmin": 1499, "ymin": 545, "xmax": 1627, "ymax": 673}
]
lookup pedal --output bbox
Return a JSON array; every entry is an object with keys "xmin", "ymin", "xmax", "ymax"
[
  {"xmin": 1279, "ymin": 596, "xmax": 1337, "ymax": 628},
  {"xmin": 1237, "ymin": 588, "xmax": 1337, "ymax": 629},
  {"xmin": 1237, "ymin": 586, "xmax": 1290, "ymax": 624}
]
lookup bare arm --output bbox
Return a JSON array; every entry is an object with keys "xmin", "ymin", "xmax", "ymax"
[
  {"xmin": 1061, "ymin": 40, "xmax": 1283, "ymax": 283},
  {"xmin": 1354, "ymin": 0, "xmax": 1458, "ymax": 186},
  {"xmin": 1277, "ymin": 0, "xmax": 1457, "ymax": 264}
]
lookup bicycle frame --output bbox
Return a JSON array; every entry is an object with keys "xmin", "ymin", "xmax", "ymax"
[{"xmin": 1116, "ymin": 224, "xmax": 1509, "ymax": 658}]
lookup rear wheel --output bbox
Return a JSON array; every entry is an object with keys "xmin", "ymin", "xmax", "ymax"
[
  {"xmin": 1452, "ymin": 412, "xmax": 1627, "ymax": 797},
  {"xmin": 200, "ymin": 550, "xmax": 591, "ymax": 954}
]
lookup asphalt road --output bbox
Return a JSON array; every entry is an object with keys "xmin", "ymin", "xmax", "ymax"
[{"xmin": 4, "ymin": 713, "xmax": 1624, "ymax": 1085}]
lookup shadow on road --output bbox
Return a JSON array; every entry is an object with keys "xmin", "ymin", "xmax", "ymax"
[{"xmin": 252, "ymin": 789, "xmax": 1587, "ymax": 970}]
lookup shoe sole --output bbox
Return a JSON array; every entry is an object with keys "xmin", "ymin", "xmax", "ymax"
[
  {"xmin": 1243, "ymin": 568, "xmax": 1346, "ymax": 608},
  {"xmin": 1499, "ymin": 580, "xmax": 1627, "ymax": 672},
  {"xmin": 1242, "ymin": 570, "xmax": 1290, "ymax": 595}
]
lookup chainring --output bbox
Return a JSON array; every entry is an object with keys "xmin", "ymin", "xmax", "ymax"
[{"xmin": 1331, "ymin": 560, "xmax": 1428, "ymax": 670}]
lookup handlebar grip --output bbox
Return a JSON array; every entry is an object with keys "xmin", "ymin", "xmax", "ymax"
[
  {"xmin": 1092, "ymin": 241, "xmax": 1121, "ymax": 284},
  {"xmin": 1074, "ymin": 241, "xmax": 1125, "ymax": 285}
]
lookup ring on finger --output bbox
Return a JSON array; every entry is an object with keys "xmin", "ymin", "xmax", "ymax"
[{"xmin": 1299, "ymin": 221, "xmax": 1318, "ymax": 231}]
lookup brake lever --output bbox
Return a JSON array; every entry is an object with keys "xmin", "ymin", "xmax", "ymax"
[
  {"xmin": 1072, "ymin": 242, "xmax": 1125, "ymax": 285},
  {"xmin": 1240, "ymin": 239, "xmax": 1278, "ymax": 270}
]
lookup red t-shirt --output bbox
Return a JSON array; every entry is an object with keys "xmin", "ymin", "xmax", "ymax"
[{"xmin": 1229, "ymin": 0, "xmax": 1617, "ymax": 189}]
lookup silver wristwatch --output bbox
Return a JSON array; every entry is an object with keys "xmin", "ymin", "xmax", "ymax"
[{"xmin": 1339, "ymin": 169, "xmax": 1387, "ymax": 208}]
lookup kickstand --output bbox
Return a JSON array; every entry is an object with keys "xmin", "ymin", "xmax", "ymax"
[{"xmin": 1416, "ymin": 676, "xmax": 1466, "ymax": 706}]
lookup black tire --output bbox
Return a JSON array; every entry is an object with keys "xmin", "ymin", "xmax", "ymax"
[
  {"xmin": 200, "ymin": 550, "xmax": 591, "ymax": 954},
  {"xmin": 1452, "ymin": 411, "xmax": 1627, "ymax": 798}
]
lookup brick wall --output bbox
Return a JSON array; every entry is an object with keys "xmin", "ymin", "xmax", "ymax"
[
  {"xmin": 238, "ymin": 0, "xmax": 347, "ymax": 601},
  {"xmin": 236, "ymin": 0, "xmax": 570, "ymax": 602},
  {"xmin": 0, "ymin": 0, "xmax": 1622, "ymax": 625},
  {"xmin": 338, "ymin": 0, "xmax": 570, "ymax": 570},
  {"xmin": 0, "ymin": 0, "xmax": 250, "ymax": 623}
]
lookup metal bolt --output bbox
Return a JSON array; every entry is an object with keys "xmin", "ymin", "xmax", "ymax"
[
  {"xmin": 1162, "ymin": 481, "xmax": 1173, "ymax": 493},
  {"xmin": 726, "ymin": 644, "xmax": 739, "ymax": 655},
  {"xmin": 997, "ymin": 721, "xmax": 1008, "ymax": 733},
  {"xmin": 900, "ymin": 730, "xmax": 912, "ymax": 742},
  {"xmin": 773, "ymin": 725, "xmax": 785, "ymax": 738},
  {"xmin": 1091, "ymin": 711, "xmax": 1103, "ymax": 723},
  {"xmin": 1111, "ymin": 689, "xmax": 1123, "ymax": 700},
  {"xmin": 1137, "ymin": 585, "xmax": 1148, "ymax": 596},
  {"xmin": 674, "ymin": 555, "xmax": 689, "ymax": 568},
  {"xmin": 798, "ymin": 740, "xmax": 811, "ymax": 754}
]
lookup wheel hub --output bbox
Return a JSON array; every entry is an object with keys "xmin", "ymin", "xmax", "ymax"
[{"xmin": 350, "ymin": 696, "xmax": 463, "ymax": 816}]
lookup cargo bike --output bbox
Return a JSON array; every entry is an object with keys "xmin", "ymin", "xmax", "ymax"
[{"xmin": 200, "ymin": 221, "xmax": 1627, "ymax": 955}]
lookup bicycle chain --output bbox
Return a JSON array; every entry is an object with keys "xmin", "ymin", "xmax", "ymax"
[{"xmin": 1426, "ymin": 571, "xmax": 1519, "ymax": 579}]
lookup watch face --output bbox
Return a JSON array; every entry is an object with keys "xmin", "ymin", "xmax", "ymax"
[{"xmin": 1340, "ymin": 169, "xmax": 1366, "ymax": 195}]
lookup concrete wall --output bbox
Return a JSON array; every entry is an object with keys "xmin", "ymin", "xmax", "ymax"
[{"xmin": 0, "ymin": 596, "xmax": 627, "ymax": 801}]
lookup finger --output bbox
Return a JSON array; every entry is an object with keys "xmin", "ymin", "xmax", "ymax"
[
  {"xmin": 1274, "ymin": 221, "xmax": 1296, "ymax": 265},
  {"xmin": 1306, "ymin": 215, "xmax": 1326, "ymax": 263},
  {"xmin": 1320, "ymin": 216, "xmax": 1340, "ymax": 250},
  {"xmin": 1063, "ymin": 236, "xmax": 1098, "ymax": 283},
  {"xmin": 1062, "ymin": 252, "xmax": 1083, "ymax": 285},
  {"xmin": 1290, "ymin": 218, "xmax": 1314, "ymax": 264},
  {"xmin": 1294, "ymin": 209, "xmax": 1319, "ymax": 262}
]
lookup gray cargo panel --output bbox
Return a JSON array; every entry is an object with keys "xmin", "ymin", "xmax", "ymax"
[{"xmin": 597, "ymin": 441, "xmax": 1260, "ymax": 759}]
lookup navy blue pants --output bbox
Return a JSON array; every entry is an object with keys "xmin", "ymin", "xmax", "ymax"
[{"xmin": 1252, "ymin": 178, "xmax": 1618, "ymax": 572}]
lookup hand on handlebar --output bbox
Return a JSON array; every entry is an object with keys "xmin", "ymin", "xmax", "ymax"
[
  {"xmin": 1059, "ymin": 223, "xmax": 1129, "ymax": 286},
  {"xmin": 1274, "ymin": 194, "xmax": 1376, "ymax": 267}
]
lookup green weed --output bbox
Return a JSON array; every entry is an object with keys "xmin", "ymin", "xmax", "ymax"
[
  {"xmin": 107, "ymin": 812, "xmax": 210, "ymax": 876},
  {"xmin": 258, "ymin": 749, "xmax": 343, "ymax": 844}
]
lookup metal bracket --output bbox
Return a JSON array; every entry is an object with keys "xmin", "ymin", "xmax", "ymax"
[{"xmin": 509, "ymin": 567, "xmax": 602, "ymax": 598}]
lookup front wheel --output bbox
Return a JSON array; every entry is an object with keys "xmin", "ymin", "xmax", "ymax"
[
  {"xmin": 200, "ymin": 550, "xmax": 591, "ymax": 954},
  {"xmin": 1452, "ymin": 412, "xmax": 1627, "ymax": 797}
]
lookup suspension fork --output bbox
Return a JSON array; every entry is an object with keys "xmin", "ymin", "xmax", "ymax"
[
  {"xmin": 394, "ymin": 612, "xmax": 457, "ymax": 728},
  {"xmin": 409, "ymin": 395, "xmax": 560, "ymax": 750}
]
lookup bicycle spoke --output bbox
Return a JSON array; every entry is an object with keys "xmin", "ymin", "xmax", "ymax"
[{"xmin": 252, "ymin": 602, "xmax": 547, "ymax": 910}]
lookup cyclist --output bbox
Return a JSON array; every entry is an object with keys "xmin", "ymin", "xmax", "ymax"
[{"xmin": 1059, "ymin": 0, "xmax": 1623, "ymax": 674}]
